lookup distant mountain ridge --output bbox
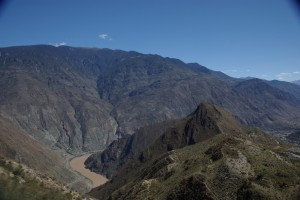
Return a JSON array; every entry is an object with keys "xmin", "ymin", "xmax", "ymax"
[
  {"xmin": 292, "ymin": 79, "xmax": 300, "ymax": 86},
  {"xmin": 0, "ymin": 45, "xmax": 300, "ymax": 156},
  {"xmin": 268, "ymin": 80, "xmax": 300, "ymax": 100}
]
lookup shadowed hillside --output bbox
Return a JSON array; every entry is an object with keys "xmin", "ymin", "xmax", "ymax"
[
  {"xmin": 89, "ymin": 103, "xmax": 300, "ymax": 200},
  {"xmin": 85, "ymin": 103, "xmax": 245, "ymax": 178},
  {"xmin": 85, "ymin": 120, "xmax": 178, "ymax": 178}
]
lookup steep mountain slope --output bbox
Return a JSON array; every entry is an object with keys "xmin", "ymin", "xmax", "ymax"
[
  {"xmin": 85, "ymin": 104, "xmax": 240, "ymax": 178},
  {"xmin": 287, "ymin": 130, "xmax": 300, "ymax": 145},
  {"xmin": 97, "ymin": 54, "xmax": 300, "ymax": 134},
  {"xmin": 85, "ymin": 81, "xmax": 300, "ymax": 177},
  {"xmin": 233, "ymin": 79, "xmax": 300, "ymax": 131},
  {"xmin": 142, "ymin": 103, "xmax": 244, "ymax": 160},
  {"xmin": 0, "ymin": 157, "xmax": 83, "ymax": 200},
  {"xmin": 95, "ymin": 54, "xmax": 300, "ymax": 134},
  {"xmin": 0, "ymin": 115, "xmax": 92, "ymax": 192},
  {"xmin": 85, "ymin": 120, "xmax": 178, "ymax": 178},
  {"xmin": 292, "ymin": 80, "xmax": 300, "ymax": 86},
  {"xmin": 96, "ymin": 54, "xmax": 231, "ymax": 134},
  {"xmin": 84, "ymin": 102, "xmax": 246, "ymax": 178},
  {"xmin": 0, "ymin": 45, "xmax": 300, "ymax": 155},
  {"xmin": 0, "ymin": 115, "xmax": 68, "ymax": 177},
  {"xmin": 268, "ymin": 80, "xmax": 300, "ymax": 100},
  {"xmin": 0, "ymin": 45, "xmax": 121, "ymax": 153},
  {"xmin": 90, "ymin": 103, "xmax": 300, "ymax": 200}
]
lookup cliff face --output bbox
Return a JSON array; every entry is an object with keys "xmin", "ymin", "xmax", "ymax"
[
  {"xmin": 1, "ymin": 45, "xmax": 300, "ymax": 155},
  {"xmin": 0, "ymin": 45, "xmax": 120, "ymax": 153},
  {"xmin": 85, "ymin": 120, "xmax": 177, "ymax": 178}
]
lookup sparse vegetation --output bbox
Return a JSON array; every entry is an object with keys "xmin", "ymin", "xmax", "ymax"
[
  {"xmin": 12, "ymin": 164, "xmax": 24, "ymax": 176},
  {"xmin": 0, "ymin": 158, "xmax": 79, "ymax": 200},
  {"xmin": 0, "ymin": 177, "xmax": 71, "ymax": 200},
  {"xmin": 89, "ymin": 104, "xmax": 300, "ymax": 200}
]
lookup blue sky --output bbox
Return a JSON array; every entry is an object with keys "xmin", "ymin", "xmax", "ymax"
[{"xmin": 0, "ymin": 0, "xmax": 300, "ymax": 81}]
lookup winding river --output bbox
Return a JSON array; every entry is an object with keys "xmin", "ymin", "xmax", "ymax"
[{"xmin": 69, "ymin": 154, "xmax": 108, "ymax": 188}]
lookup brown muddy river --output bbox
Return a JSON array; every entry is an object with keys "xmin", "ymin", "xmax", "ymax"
[{"xmin": 70, "ymin": 154, "xmax": 108, "ymax": 188}]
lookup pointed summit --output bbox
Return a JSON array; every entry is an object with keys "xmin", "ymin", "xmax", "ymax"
[
  {"xmin": 183, "ymin": 102, "xmax": 243, "ymax": 146},
  {"xmin": 145, "ymin": 103, "xmax": 244, "ymax": 158},
  {"xmin": 185, "ymin": 103, "xmax": 243, "ymax": 142}
]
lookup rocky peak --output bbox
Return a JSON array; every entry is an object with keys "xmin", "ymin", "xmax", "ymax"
[
  {"xmin": 142, "ymin": 103, "xmax": 245, "ymax": 161},
  {"xmin": 187, "ymin": 103, "xmax": 243, "ymax": 133},
  {"xmin": 183, "ymin": 102, "xmax": 243, "ymax": 145}
]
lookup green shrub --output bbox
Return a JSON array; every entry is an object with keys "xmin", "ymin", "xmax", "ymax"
[{"xmin": 13, "ymin": 165, "xmax": 23, "ymax": 176}]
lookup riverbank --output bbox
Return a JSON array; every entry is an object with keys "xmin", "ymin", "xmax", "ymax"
[{"xmin": 69, "ymin": 154, "xmax": 108, "ymax": 188}]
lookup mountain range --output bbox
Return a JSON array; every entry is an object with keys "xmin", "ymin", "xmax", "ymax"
[
  {"xmin": 1, "ymin": 45, "xmax": 300, "ymax": 197},
  {"xmin": 0, "ymin": 45, "xmax": 299, "ymax": 154},
  {"xmin": 293, "ymin": 80, "xmax": 300, "ymax": 86}
]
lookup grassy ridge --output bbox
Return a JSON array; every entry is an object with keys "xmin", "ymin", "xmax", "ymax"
[
  {"xmin": 98, "ymin": 132, "xmax": 300, "ymax": 199},
  {"xmin": 90, "ymin": 103, "xmax": 300, "ymax": 199}
]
